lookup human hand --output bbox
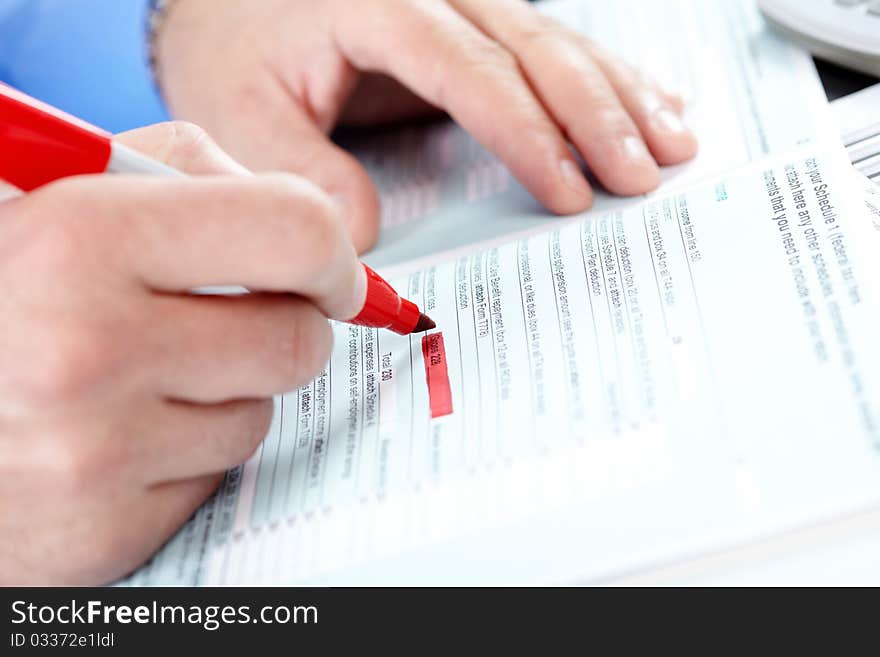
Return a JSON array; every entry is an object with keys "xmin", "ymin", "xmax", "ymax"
[
  {"xmin": 0, "ymin": 122, "xmax": 365, "ymax": 585},
  {"xmin": 156, "ymin": 0, "xmax": 698, "ymax": 252}
]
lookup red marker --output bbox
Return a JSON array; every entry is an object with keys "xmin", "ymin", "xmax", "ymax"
[{"xmin": 0, "ymin": 83, "xmax": 435, "ymax": 336}]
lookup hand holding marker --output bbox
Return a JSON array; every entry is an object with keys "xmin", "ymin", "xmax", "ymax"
[{"xmin": 0, "ymin": 84, "xmax": 436, "ymax": 336}]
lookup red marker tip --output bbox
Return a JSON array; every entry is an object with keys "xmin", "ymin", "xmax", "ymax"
[
  {"xmin": 349, "ymin": 265, "xmax": 433, "ymax": 335},
  {"xmin": 413, "ymin": 314, "xmax": 436, "ymax": 333}
]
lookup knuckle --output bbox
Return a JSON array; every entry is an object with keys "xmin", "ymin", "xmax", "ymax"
[
  {"xmin": 515, "ymin": 15, "xmax": 567, "ymax": 49},
  {"xmin": 37, "ymin": 222, "xmax": 86, "ymax": 275},
  {"xmin": 299, "ymin": 202, "xmax": 340, "ymax": 258},
  {"xmin": 27, "ymin": 327, "xmax": 114, "ymax": 404},
  {"xmin": 20, "ymin": 185, "xmax": 97, "ymax": 274},
  {"xmin": 434, "ymin": 38, "xmax": 520, "ymax": 111},
  {"xmin": 586, "ymin": 100, "xmax": 637, "ymax": 133},
  {"xmin": 161, "ymin": 120, "xmax": 213, "ymax": 161},
  {"xmin": 461, "ymin": 38, "xmax": 518, "ymax": 74},
  {"xmin": 265, "ymin": 173, "xmax": 337, "ymax": 229},
  {"xmin": 50, "ymin": 435, "xmax": 104, "ymax": 494},
  {"xmin": 167, "ymin": 120, "xmax": 210, "ymax": 143},
  {"xmin": 272, "ymin": 305, "xmax": 333, "ymax": 390},
  {"xmin": 259, "ymin": 173, "xmax": 344, "ymax": 266}
]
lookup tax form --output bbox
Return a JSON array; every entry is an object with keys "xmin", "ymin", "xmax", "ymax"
[
  {"xmin": 124, "ymin": 145, "xmax": 880, "ymax": 585},
  {"xmin": 349, "ymin": 0, "xmax": 835, "ymax": 269},
  {"xmin": 866, "ymin": 176, "xmax": 880, "ymax": 226}
]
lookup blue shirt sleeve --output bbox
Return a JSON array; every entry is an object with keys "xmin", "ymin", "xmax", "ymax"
[{"xmin": 0, "ymin": 0, "xmax": 170, "ymax": 133}]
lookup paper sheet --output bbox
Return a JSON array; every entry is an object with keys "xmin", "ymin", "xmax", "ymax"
[
  {"xmin": 831, "ymin": 82, "xmax": 880, "ymax": 183},
  {"xmin": 346, "ymin": 0, "xmax": 835, "ymax": 269},
  {"xmin": 862, "ymin": 173, "xmax": 880, "ymax": 229},
  {"xmin": 124, "ymin": 144, "xmax": 880, "ymax": 585}
]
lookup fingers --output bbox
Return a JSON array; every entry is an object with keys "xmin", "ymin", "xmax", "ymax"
[
  {"xmin": 135, "ymin": 399, "xmax": 274, "ymax": 483},
  {"xmin": 106, "ymin": 475, "xmax": 223, "ymax": 582},
  {"xmin": 212, "ymin": 92, "xmax": 381, "ymax": 254},
  {"xmin": 114, "ymin": 121, "xmax": 252, "ymax": 176},
  {"xmin": 661, "ymin": 88, "xmax": 686, "ymax": 117},
  {"xmin": 583, "ymin": 45, "xmax": 697, "ymax": 166},
  {"xmin": 259, "ymin": 113, "xmax": 380, "ymax": 255},
  {"xmin": 29, "ymin": 474, "xmax": 223, "ymax": 586},
  {"xmin": 156, "ymin": 2, "xmax": 379, "ymax": 252},
  {"xmin": 336, "ymin": 0, "xmax": 593, "ymax": 214},
  {"xmin": 448, "ymin": 0, "xmax": 659, "ymax": 196},
  {"xmin": 148, "ymin": 294, "xmax": 333, "ymax": 403},
  {"xmin": 46, "ymin": 174, "xmax": 367, "ymax": 321}
]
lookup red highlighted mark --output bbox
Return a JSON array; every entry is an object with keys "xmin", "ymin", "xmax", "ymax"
[{"xmin": 421, "ymin": 332, "xmax": 453, "ymax": 419}]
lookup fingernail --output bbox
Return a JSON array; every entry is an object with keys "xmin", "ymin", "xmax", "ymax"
[
  {"xmin": 559, "ymin": 159, "xmax": 591, "ymax": 198},
  {"xmin": 621, "ymin": 136, "xmax": 655, "ymax": 167},
  {"xmin": 653, "ymin": 108, "xmax": 689, "ymax": 135}
]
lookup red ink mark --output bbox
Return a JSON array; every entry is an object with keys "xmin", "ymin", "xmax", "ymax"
[{"xmin": 421, "ymin": 332, "xmax": 453, "ymax": 419}]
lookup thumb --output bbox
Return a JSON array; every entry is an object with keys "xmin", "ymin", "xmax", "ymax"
[{"xmin": 115, "ymin": 122, "xmax": 251, "ymax": 176}]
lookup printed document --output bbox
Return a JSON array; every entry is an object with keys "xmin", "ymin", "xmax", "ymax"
[
  {"xmin": 124, "ymin": 145, "xmax": 880, "ymax": 585},
  {"xmin": 346, "ymin": 0, "xmax": 835, "ymax": 268},
  {"xmin": 121, "ymin": 0, "xmax": 880, "ymax": 585}
]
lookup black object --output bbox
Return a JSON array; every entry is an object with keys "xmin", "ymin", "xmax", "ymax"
[{"xmin": 814, "ymin": 56, "xmax": 879, "ymax": 102}]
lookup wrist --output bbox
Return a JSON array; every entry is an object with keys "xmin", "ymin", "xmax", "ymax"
[{"xmin": 151, "ymin": 0, "xmax": 225, "ymax": 119}]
